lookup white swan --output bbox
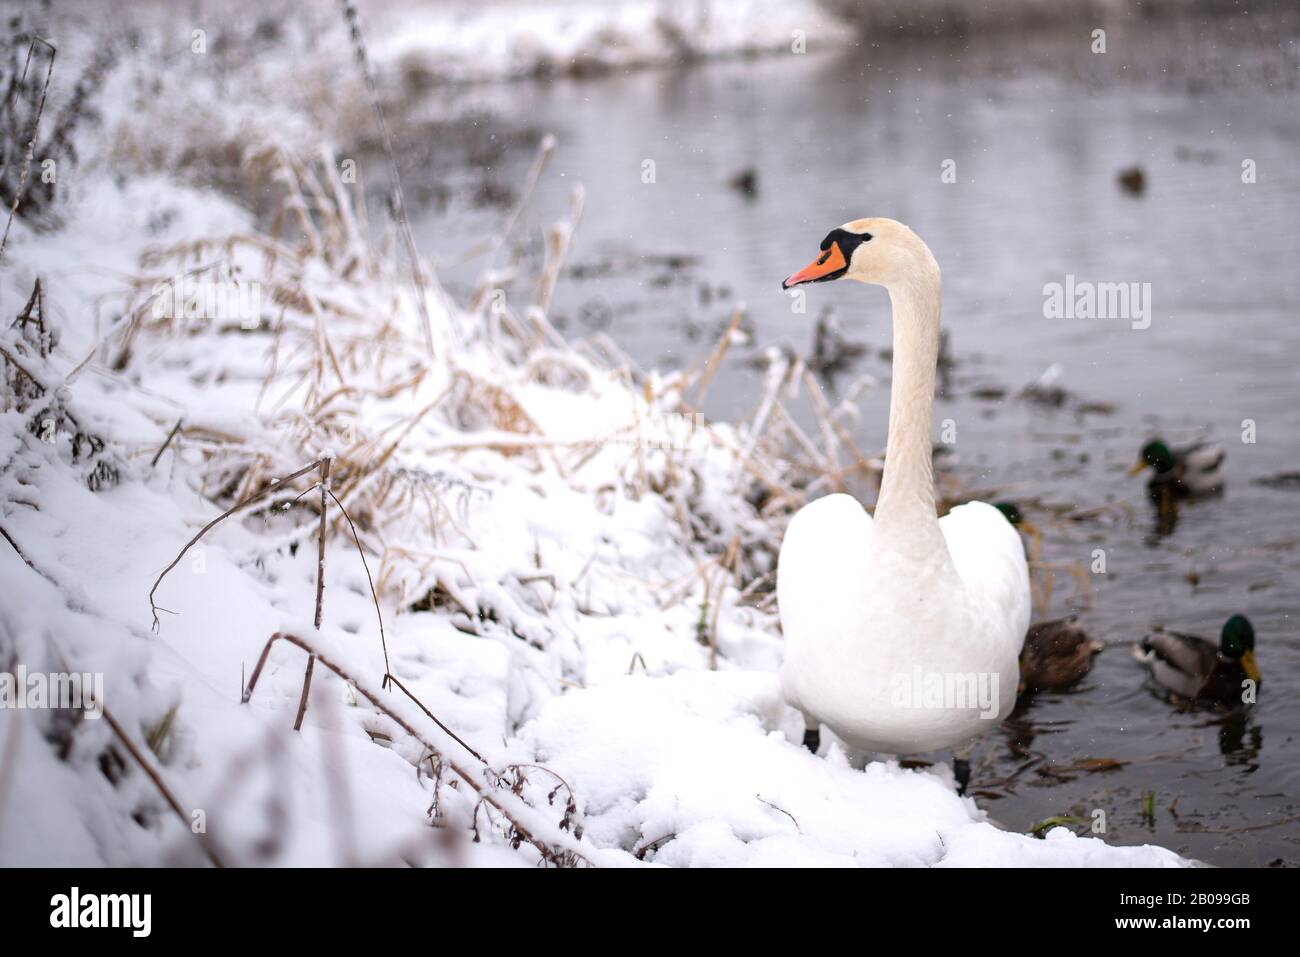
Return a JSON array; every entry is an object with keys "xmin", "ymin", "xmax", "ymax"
[{"xmin": 777, "ymin": 218, "xmax": 1030, "ymax": 756}]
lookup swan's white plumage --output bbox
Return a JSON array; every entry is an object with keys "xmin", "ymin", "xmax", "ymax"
[
  {"xmin": 940, "ymin": 501, "xmax": 1033, "ymax": 653},
  {"xmin": 778, "ymin": 496, "xmax": 1029, "ymax": 755},
  {"xmin": 776, "ymin": 218, "xmax": 1031, "ymax": 756}
]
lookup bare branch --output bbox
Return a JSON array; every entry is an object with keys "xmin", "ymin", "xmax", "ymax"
[
  {"xmin": 148, "ymin": 458, "xmax": 326, "ymax": 630},
  {"xmin": 149, "ymin": 418, "xmax": 184, "ymax": 469},
  {"xmin": 293, "ymin": 653, "xmax": 316, "ymax": 733},
  {"xmin": 324, "ymin": 485, "xmax": 389, "ymax": 680},
  {"xmin": 101, "ymin": 705, "xmax": 225, "ymax": 868},
  {"xmin": 314, "ymin": 458, "xmax": 331, "ymax": 630},
  {"xmin": 242, "ymin": 631, "xmax": 586, "ymax": 865},
  {"xmin": 0, "ymin": 37, "xmax": 56, "ymax": 263}
]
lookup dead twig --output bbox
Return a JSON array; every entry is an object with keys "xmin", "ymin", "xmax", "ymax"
[
  {"xmin": 287, "ymin": 456, "xmax": 329, "ymax": 731},
  {"xmin": 688, "ymin": 306, "xmax": 744, "ymax": 409},
  {"xmin": 1, "ymin": 37, "xmax": 56, "ymax": 263},
  {"xmin": 338, "ymin": 0, "xmax": 438, "ymax": 358},
  {"xmin": 314, "ymin": 457, "xmax": 330, "ymax": 630},
  {"xmin": 324, "ymin": 485, "xmax": 390, "ymax": 681},
  {"xmin": 242, "ymin": 631, "xmax": 585, "ymax": 865},
  {"xmin": 293, "ymin": 651, "xmax": 316, "ymax": 733},
  {"xmin": 634, "ymin": 832, "xmax": 675, "ymax": 860},
  {"xmin": 101, "ymin": 705, "xmax": 224, "ymax": 868},
  {"xmin": 478, "ymin": 133, "xmax": 556, "ymax": 280},
  {"xmin": 0, "ymin": 523, "xmax": 39, "ymax": 575},
  {"xmin": 150, "ymin": 418, "xmax": 184, "ymax": 469},
  {"xmin": 148, "ymin": 457, "xmax": 326, "ymax": 630},
  {"xmin": 757, "ymin": 794, "xmax": 801, "ymax": 832},
  {"xmin": 381, "ymin": 672, "xmax": 483, "ymax": 764}
]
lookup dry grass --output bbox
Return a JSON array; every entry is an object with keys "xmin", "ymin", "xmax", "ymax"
[
  {"xmin": 86, "ymin": 140, "xmax": 876, "ymax": 863},
  {"xmin": 108, "ymin": 139, "xmax": 873, "ymax": 621}
]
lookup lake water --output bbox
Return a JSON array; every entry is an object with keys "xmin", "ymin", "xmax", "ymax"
[{"xmin": 400, "ymin": 18, "xmax": 1300, "ymax": 865}]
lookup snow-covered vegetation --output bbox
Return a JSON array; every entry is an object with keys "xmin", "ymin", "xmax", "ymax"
[
  {"xmin": 0, "ymin": 2, "xmax": 1189, "ymax": 867},
  {"xmin": 373, "ymin": 0, "xmax": 851, "ymax": 85}
]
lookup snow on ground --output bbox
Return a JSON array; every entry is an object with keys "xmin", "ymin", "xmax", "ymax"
[{"xmin": 513, "ymin": 670, "xmax": 1187, "ymax": 866}]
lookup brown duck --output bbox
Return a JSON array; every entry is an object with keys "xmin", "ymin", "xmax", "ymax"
[{"xmin": 1019, "ymin": 617, "xmax": 1103, "ymax": 693}]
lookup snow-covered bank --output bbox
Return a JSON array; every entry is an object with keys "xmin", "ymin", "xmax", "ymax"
[
  {"xmin": 0, "ymin": 158, "xmax": 1191, "ymax": 867},
  {"xmin": 372, "ymin": 0, "xmax": 851, "ymax": 86}
]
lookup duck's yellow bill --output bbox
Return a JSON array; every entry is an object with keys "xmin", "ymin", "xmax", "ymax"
[
  {"xmin": 1127, "ymin": 457, "xmax": 1148, "ymax": 476},
  {"xmin": 782, "ymin": 241, "xmax": 846, "ymax": 289},
  {"xmin": 1241, "ymin": 650, "xmax": 1261, "ymax": 683}
]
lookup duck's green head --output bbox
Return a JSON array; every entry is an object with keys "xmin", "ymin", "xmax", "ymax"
[
  {"xmin": 1220, "ymin": 614, "xmax": 1260, "ymax": 682},
  {"xmin": 993, "ymin": 501, "xmax": 1022, "ymax": 526},
  {"xmin": 1134, "ymin": 439, "xmax": 1176, "ymax": 475}
]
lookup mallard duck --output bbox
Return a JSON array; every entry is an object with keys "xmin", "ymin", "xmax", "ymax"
[
  {"xmin": 990, "ymin": 498, "xmax": 1049, "ymax": 570},
  {"xmin": 992, "ymin": 501, "xmax": 1023, "ymax": 526},
  {"xmin": 1019, "ymin": 618, "xmax": 1103, "ymax": 693},
  {"xmin": 1129, "ymin": 439, "xmax": 1224, "ymax": 497},
  {"xmin": 777, "ymin": 219, "xmax": 1030, "ymax": 758},
  {"xmin": 1134, "ymin": 615, "xmax": 1260, "ymax": 705}
]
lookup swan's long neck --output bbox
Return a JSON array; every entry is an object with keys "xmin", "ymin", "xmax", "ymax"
[{"xmin": 873, "ymin": 268, "xmax": 943, "ymax": 538}]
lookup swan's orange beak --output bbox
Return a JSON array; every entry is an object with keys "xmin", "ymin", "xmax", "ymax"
[{"xmin": 782, "ymin": 241, "xmax": 847, "ymax": 289}]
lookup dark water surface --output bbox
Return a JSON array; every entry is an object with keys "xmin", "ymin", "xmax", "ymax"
[{"xmin": 403, "ymin": 21, "xmax": 1300, "ymax": 865}]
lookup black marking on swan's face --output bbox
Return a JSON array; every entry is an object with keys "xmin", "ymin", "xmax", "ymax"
[
  {"xmin": 822, "ymin": 228, "xmax": 872, "ymax": 256},
  {"xmin": 812, "ymin": 228, "xmax": 871, "ymax": 283}
]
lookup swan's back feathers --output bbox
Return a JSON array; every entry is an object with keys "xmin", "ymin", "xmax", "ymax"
[{"xmin": 939, "ymin": 501, "xmax": 1032, "ymax": 657}]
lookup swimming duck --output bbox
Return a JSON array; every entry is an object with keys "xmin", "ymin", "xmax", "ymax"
[
  {"xmin": 1134, "ymin": 615, "xmax": 1260, "ymax": 705},
  {"xmin": 1019, "ymin": 618, "xmax": 1103, "ymax": 693},
  {"xmin": 777, "ymin": 219, "xmax": 1031, "ymax": 757},
  {"xmin": 1129, "ymin": 439, "xmax": 1224, "ymax": 498}
]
